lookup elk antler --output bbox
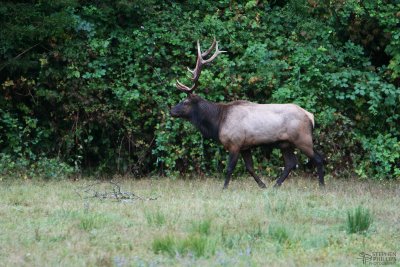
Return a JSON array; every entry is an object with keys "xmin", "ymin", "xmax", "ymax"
[{"xmin": 176, "ymin": 38, "xmax": 226, "ymax": 94}]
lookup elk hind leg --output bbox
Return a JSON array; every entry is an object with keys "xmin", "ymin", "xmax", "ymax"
[
  {"xmin": 274, "ymin": 145, "xmax": 298, "ymax": 187},
  {"xmin": 296, "ymin": 137, "xmax": 325, "ymax": 186},
  {"xmin": 313, "ymin": 151, "xmax": 325, "ymax": 186}
]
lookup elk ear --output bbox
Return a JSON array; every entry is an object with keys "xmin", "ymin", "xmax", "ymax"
[{"xmin": 188, "ymin": 94, "xmax": 200, "ymax": 103}]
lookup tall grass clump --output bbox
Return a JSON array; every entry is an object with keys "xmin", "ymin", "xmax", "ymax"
[
  {"xmin": 247, "ymin": 223, "xmax": 265, "ymax": 241},
  {"xmin": 346, "ymin": 206, "xmax": 373, "ymax": 234},
  {"xmin": 167, "ymin": 219, "xmax": 215, "ymax": 257},
  {"xmin": 79, "ymin": 213, "xmax": 110, "ymax": 231},
  {"xmin": 190, "ymin": 219, "xmax": 211, "ymax": 236},
  {"xmin": 152, "ymin": 233, "xmax": 215, "ymax": 258},
  {"xmin": 177, "ymin": 235, "xmax": 209, "ymax": 257},
  {"xmin": 268, "ymin": 224, "xmax": 290, "ymax": 244},
  {"xmin": 145, "ymin": 210, "xmax": 166, "ymax": 226},
  {"xmin": 152, "ymin": 236, "xmax": 176, "ymax": 256}
]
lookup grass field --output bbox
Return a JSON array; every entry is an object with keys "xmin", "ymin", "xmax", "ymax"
[{"xmin": 0, "ymin": 176, "xmax": 399, "ymax": 266}]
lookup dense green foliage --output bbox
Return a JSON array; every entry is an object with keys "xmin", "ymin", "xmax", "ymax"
[{"xmin": 1, "ymin": 0, "xmax": 399, "ymax": 179}]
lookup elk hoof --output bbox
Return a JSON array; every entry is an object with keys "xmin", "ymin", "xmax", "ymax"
[
  {"xmin": 258, "ymin": 183, "xmax": 267, "ymax": 189},
  {"xmin": 273, "ymin": 183, "xmax": 281, "ymax": 189}
]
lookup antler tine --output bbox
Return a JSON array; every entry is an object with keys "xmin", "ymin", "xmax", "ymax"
[
  {"xmin": 201, "ymin": 37, "xmax": 216, "ymax": 57},
  {"xmin": 176, "ymin": 80, "xmax": 197, "ymax": 93},
  {"xmin": 175, "ymin": 39, "xmax": 226, "ymax": 94},
  {"xmin": 187, "ymin": 67, "xmax": 195, "ymax": 74},
  {"xmin": 184, "ymin": 40, "xmax": 203, "ymax": 82},
  {"xmin": 186, "ymin": 40, "xmax": 203, "ymax": 76},
  {"xmin": 191, "ymin": 39, "xmax": 226, "ymax": 81},
  {"xmin": 201, "ymin": 41, "xmax": 227, "ymax": 64}
]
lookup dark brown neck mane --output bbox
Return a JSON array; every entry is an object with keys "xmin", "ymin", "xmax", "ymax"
[{"xmin": 189, "ymin": 99, "xmax": 225, "ymax": 141}]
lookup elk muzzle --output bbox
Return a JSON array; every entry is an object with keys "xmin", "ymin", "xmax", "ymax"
[{"xmin": 170, "ymin": 102, "xmax": 187, "ymax": 118}]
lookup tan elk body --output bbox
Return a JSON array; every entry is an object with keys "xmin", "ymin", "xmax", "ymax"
[
  {"xmin": 219, "ymin": 103, "xmax": 315, "ymax": 151},
  {"xmin": 170, "ymin": 39, "xmax": 325, "ymax": 189}
]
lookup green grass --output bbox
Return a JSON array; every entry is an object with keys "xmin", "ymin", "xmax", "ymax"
[
  {"xmin": 0, "ymin": 176, "xmax": 399, "ymax": 266},
  {"xmin": 177, "ymin": 234, "xmax": 210, "ymax": 257},
  {"xmin": 190, "ymin": 219, "xmax": 212, "ymax": 236},
  {"xmin": 268, "ymin": 224, "xmax": 290, "ymax": 244},
  {"xmin": 78, "ymin": 212, "xmax": 110, "ymax": 231},
  {"xmin": 145, "ymin": 210, "xmax": 166, "ymax": 227},
  {"xmin": 346, "ymin": 206, "xmax": 373, "ymax": 234},
  {"xmin": 152, "ymin": 235, "xmax": 176, "ymax": 256},
  {"xmin": 152, "ymin": 233, "xmax": 213, "ymax": 258}
]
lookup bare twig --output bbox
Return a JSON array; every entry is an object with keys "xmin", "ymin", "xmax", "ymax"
[
  {"xmin": 0, "ymin": 43, "xmax": 41, "ymax": 72},
  {"xmin": 76, "ymin": 181, "xmax": 159, "ymax": 202},
  {"xmin": 131, "ymin": 136, "xmax": 155, "ymax": 175}
]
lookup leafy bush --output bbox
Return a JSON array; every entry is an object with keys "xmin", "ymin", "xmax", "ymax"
[
  {"xmin": 1, "ymin": 0, "xmax": 399, "ymax": 179},
  {"xmin": 0, "ymin": 154, "xmax": 75, "ymax": 180},
  {"xmin": 356, "ymin": 134, "xmax": 400, "ymax": 179}
]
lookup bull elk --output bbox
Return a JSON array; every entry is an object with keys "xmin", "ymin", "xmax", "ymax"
[{"xmin": 170, "ymin": 39, "xmax": 325, "ymax": 189}]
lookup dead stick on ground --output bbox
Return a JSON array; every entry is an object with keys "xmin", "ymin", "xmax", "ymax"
[{"xmin": 75, "ymin": 181, "xmax": 159, "ymax": 201}]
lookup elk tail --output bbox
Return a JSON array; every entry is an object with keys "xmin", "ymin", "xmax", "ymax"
[{"xmin": 304, "ymin": 110, "xmax": 315, "ymax": 129}]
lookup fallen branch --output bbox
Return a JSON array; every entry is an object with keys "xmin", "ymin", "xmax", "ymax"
[{"xmin": 75, "ymin": 181, "xmax": 159, "ymax": 202}]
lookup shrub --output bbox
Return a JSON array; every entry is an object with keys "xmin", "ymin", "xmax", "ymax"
[
  {"xmin": 0, "ymin": 154, "xmax": 75, "ymax": 180},
  {"xmin": 1, "ymin": 0, "xmax": 399, "ymax": 179}
]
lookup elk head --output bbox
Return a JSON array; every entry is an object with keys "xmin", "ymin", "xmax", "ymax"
[{"xmin": 170, "ymin": 38, "xmax": 226, "ymax": 120}]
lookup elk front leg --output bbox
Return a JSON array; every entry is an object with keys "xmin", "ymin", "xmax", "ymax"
[
  {"xmin": 223, "ymin": 151, "xmax": 239, "ymax": 189},
  {"xmin": 241, "ymin": 150, "xmax": 266, "ymax": 188}
]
